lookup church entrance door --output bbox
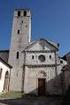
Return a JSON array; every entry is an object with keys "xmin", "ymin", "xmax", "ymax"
[
  {"xmin": 3, "ymin": 71, "xmax": 9, "ymax": 92},
  {"xmin": 38, "ymin": 78, "xmax": 46, "ymax": 96}
]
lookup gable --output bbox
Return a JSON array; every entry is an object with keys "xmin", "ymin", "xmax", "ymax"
[{"xmin": 24, "ymin": 39, "xmax": 59, "ymax": 51}]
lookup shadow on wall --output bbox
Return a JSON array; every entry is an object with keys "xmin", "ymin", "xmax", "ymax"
[
  {"xmin": 23, "ymin": 71, "xmax": 65, "ymax": 96},
  {"xmin": 0, "ymin": 71, "xmax": 67, "ymax": 105},
  {"xmin": 62, "ymin": 86, "xmax": 70, "ymax": 105}
]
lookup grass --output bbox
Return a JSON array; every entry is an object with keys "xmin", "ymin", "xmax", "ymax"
[
  {"xmin": 0, "ymin": 91, "xmax": 46, "ymax": 100},
  {"xmin": 0, "ymin": 91, "xmax": 24, "ymax": 99}
]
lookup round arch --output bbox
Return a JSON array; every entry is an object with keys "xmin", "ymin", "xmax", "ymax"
[
  {"xmin": 37, "ymin": 71, "xmax": 47, "ymax": 78},
  {"xmin": 3, "ymin": 71, "xmax": 10, "ymax": 91}
]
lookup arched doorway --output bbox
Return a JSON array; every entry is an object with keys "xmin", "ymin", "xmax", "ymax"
[{"xmin": 3, "ymin": 71, "xmax": 10, "ymax": 91}]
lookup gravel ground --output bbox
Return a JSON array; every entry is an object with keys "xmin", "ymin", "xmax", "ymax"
[{"xmin": 0, "ymin": 96, "xmax": 63, "ymax": 105}]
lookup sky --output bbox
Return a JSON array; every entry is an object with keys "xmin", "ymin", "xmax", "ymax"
[{"xmin": 0, "ymin": 0, "xmax": 70, "ymax": 56}]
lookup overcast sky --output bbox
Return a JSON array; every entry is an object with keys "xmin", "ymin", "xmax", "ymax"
[{"xmin": 0, "ymin": 0, "xmax": 70, "ymax": 56}]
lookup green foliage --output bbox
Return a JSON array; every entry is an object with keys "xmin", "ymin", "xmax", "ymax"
[{"xmin": 0, "ymin": 91, "xmax": 24, "ymax": 99}]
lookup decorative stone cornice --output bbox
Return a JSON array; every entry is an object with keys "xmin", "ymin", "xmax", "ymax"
[
  {"xmin": 22, "ymin": 50, "xmax": 56, "ymax": 53},
  {"xmin": 23, "ymin": 64, "xmax": 60, "ymax": 68}
]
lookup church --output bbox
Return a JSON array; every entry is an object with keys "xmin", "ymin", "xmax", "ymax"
[{"xmin": 0, "ymin": 9, "xmax": 68, "ymax": 96}]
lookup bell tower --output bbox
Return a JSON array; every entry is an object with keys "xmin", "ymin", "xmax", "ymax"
[{"xmin": 8, "ymin": 9, "xmax": 31, "ymax": 91}]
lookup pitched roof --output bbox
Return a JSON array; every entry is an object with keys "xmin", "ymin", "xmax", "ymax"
[
  {"xmin": 0, "ymin": 50, "xmax": 9, "ymax": 63},
  {"xmin": 62, "ymin": 52, "xmax": 70, "ymax": 61},
  {"xmin": 0, "ymin": 57, "xmax": 12, "ymax": 68},
  {"xmin": 62, "ymin": 64, "xmax": 70, "ymax": 71},
  {"xmin": 23, "ymin": 38, "xmax": 59, "ymax": 51}
]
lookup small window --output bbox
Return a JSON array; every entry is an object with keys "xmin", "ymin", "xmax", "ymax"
[
  {"xmin": 17, "ymin": 30, "xmax": 20, "ymax": 34},
  {"xmin": 24, "ymin": 11, "xmax": 27, "ymax": 16},
  {"xmin": 0, "ymin": 68, "xmax": 2, "ymax": 79},
  {"xmin": 32, "ymin": 55, "xmax": 34, "ymax": 59},
  {"xmin": 49, "ymin": 55, "xmax": 51, "ymax": 59},
  {"xmin": 22, "ymin": 21, "xmax": 23, "ymax": 23},
  {"xmin": 5, "ymin": 71, "xmax": 9, "ymax": 78},
  {"xmin": 60, "ymin": 60, "xmax": 63, "ymax": 64},
  {"xmin": 16, "ymin": 52, "xmax": 19, "ymax": 59},
  {"xmin": 18, "ymin": 11, "xmax": 21, "ymax": 17}
]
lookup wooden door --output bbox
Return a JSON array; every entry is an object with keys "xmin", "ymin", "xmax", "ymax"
[{"xmin": 38, "ymin": 78, "xmax": 46, "ymax": 96}]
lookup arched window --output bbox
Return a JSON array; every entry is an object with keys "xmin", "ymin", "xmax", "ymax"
[
  {"xmin": 17, "ymin": 30, "xmax": 20, "ymax": 34},
  {"xmin": 3, "ymin": 71, "xmax": 9, "ymax": 91},
  {"xmin": 16, "ymin": 52, "xmax": 19, "ymax": 59},
  {"xmin": 18, "ymin": 11, "xmax": 21, "ymax": 17},
  {"xmin": 24, "ymin": 11, "xmax": 27, "ymax": 16},
  {"xmin": 49, "ymin": 55, "xmax": 52, "ymax": 59},
  {"xmin": 32, "ymin": 55, "xmax": 34, "ymax": 59},
  {"xmin": 5, "ymin": 71, "xmax": 9, "ymax": 78}
]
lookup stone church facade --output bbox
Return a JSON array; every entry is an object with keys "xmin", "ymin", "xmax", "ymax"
[
  {"xmin": 22, "ymin": 39, "xmax": 66, "ymax": 95},
  {"xmin": 0, "ymin": 9, "xmax": 68, "ymax": 95}
]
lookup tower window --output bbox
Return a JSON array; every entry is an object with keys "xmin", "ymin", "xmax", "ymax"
[
  {"xmin": 24, "ymin": 11, "xmax": 27, "ymax": 16},
  {"xmin": 17, "ymin": 30, "xmax": 20, "ymax": 34},
  {"xmin": 22, "ymin": 21, "xmax": 23, "ymax": 23},
  {"xmin": 16, "ymin": 52, "xmax": 19, "ymax": 59},
  {"xmin": 0, "ymin": 68, "xmax": 2, "ymax": 79},
  {"xmin": 18, "ymin": 11, "xmax": 21, "ymax": 17}
]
